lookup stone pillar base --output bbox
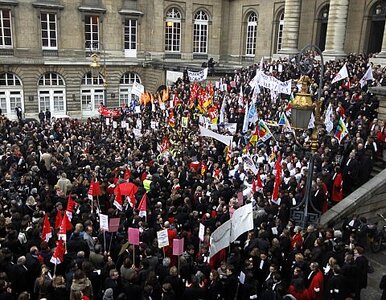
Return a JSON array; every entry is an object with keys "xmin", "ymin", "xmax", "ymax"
[
  {"xmin": 278, "ymin": 48, "xmax": 299, "ymax": 57},
  {"xmin": 322, "ymin": 50, "xmax": 346, "ymax": 62},
  {"xmin": 370, "ymin": 56, "xmax": 386, "ymax": 67}
]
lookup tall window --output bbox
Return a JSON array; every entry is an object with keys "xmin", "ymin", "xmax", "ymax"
[
  {"xmin": 85, "ymin": 15, "xmax": 99, "ymax": 49},
  {"xmin": 41, "ymin": 13, "xmax": 57, "ymax": 49},
  {"xmin": 0, "ymin": 73, "xmax": 22, "ymax": 118},
  {"xmin": 193, "ymin": 10, "xmax": 208, "ymax": 54},
  {"xmin": 0, "ymin": 9, "xmax": 12, "ymax": 47},
  {"xmin": 81, "ymin": 72, "xmax": 105, "ymax": 115},
  {"xmin": 277, "ymin": 12, "xmax": 284, "ymax": 52},
  {"xmin": 38, "ymin": 73, "xmax": 66, "ymax": 115},
  {"xmin": 124, "ymin": 18, "xmax": 137, "ymax": 57},
  {"xmin": 165, "ymin": 8, "xmax": 181, "ymax": 52},
  {"xmin": 119, "ymin": 72, "xmax": 141, "ymax": 106},
  {"xmin": 246, "ymin": 12, "xmax": 257, "ymax": 56}
]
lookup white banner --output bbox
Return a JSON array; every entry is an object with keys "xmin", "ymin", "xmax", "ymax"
[
  {"xmin": 230, "ymin": 203, "xmax": 254, "ymax": 243},
  {"xmin": 243, "ymin": 154, "xmax": 258, "ymax": 175},
  {"xmin": 199, "ymin": 126, "xmax": 233, "ymax": 145},
  {"xmin": 223, "ymin": 123, "xmax": 237, "ymax": 134},
  {"xmin": 251, "ymin": 70, "xmax": 292, "ymax": 95},
  {"xmin": 209, "ymin": 220, "xmax": 231, "ymax": 258},
  {"xmin": 188, "ymin": 68, "xmax": 208, "ymax": 82},
  {"xmin": 166, "ymin": 70, "xmax": 184, "ymax": 86},
  {"xmin": 132, "ymin": 82, "xmax": 145, "ymax": 97}
]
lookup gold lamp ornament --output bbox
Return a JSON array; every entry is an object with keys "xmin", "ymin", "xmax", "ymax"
[
  {"xmin": 89, "ymin": 53, "xmax": 101, "ymax": 78},
  {"xmin": 291, "ymin": 75, "xmax": 314, "ymax": 130}
]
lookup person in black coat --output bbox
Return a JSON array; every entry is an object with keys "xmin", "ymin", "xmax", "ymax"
[
  {"xmin": 48, "ymin": 275, "xmax": 67, "ymax": 300},
  {"xmin": 380, "ymin": 274, "xmax": 386, "ymax": 300},
  {"xmin": 66, "ymin": 232, "xmax": 90, "ymax": 259},
  {"xmin": 341, "ymin": 253, "xmax": 358, "ymax": 299},
  {"xmin": 223, "ymin": 265, "xmax": 238, "ymax": 300},
  {"xmin": 206, "ymin": 270, "xmax": 222, "ymax": 300},
  {"xmin": 354, "ymin": 246, "xmax": 368, "ymax": 299},
  {"xmin": 325, "ymin": 265, "xmax": 347, "ymax": 300}
]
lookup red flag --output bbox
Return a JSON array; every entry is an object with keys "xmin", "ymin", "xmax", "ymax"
[
  {"xmin": 168, "ymin": 110, "xmax": 176, "ymax": 128},
  {"xmin": 252, "ymin": 174, "xmax": 263, "ymax": 194},
  {"xmin": 42, "ymin": 213, "xmax": 52, "ymax": 242},
  {"xmin": 50, "ymin": 239, "xmax": 65, "ymax": 265},
  {"xmin": 272, "ymin": 156, "xmax": 282, "ymax": 205},
  {"xmin": 88, "ymin": 180, "xmax": 101, "ymax": 199},
  {"xmin": 54, "ymin": 209, "xmax": 62, "ymax": 230},
  {"xmin": 113, "ymin": 185, "xmax": 123, "ymax": 211},
  {"xmin": 66, "ymin": 194, "xmax": 76, "ymax": 220},
  {"xmin": 138, "ymin": 193, "xmax": 147, "ymax": 218},
  {"xmin": 58, "ymin": 213, "xmax": 71, "ymax": 241}
]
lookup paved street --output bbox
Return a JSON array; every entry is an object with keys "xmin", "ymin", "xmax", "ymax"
[{"xmin": 363, "ymin": 249, "xmax": 386, "ymax": 299}]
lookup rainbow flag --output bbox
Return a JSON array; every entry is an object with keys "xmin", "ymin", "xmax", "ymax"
[
  {"xmin": 334, "ymin": 118, "xmax": 348, "ymax": 144},
  {"xmin": 258, "ymin": 120, "xmax": 273, "ymax": 142}
]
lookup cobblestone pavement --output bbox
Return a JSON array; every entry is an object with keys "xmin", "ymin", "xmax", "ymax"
[{"xmin": 362, "ymin": 249, "xmax": 386, "ymax": 299}]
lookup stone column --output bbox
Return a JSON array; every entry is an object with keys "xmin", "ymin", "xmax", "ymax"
[
  {"xmin": 323, "ymin": 0, "xmax": 349, "ymax": 57},
  {"xmin": 279, "ymin": 0, "xmax": 301, "ymax": 55}
]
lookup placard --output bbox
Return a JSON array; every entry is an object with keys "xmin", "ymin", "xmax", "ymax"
[
  {"xmin": 112, "ymin": 121, "xmax": 118, "ymax": 129},
  {"xmin": 181, "ymin": 117, "xmax": 188, "ymax": 128},
  {"xmin": 199, "ymin": 223, "xmax": 205, "ymax": 242},
  {"xmin": 105, "ymin": 118, "xmax": 110, "ymax": 126},
  {"xmin": 128, "ymin": 227, "xmax": 140, "ymax": 245},
  {"xmin": 121, "ymin": 120, "xmax": 126, "ymax": 128},
  {"xmin": 173, "ymin": 238, "xmax": 184, "ymax": 256},
  {"xmin": 135, "ymin": 106, "xmax": 141, "ymax": 114},
  {"xmin": 109, "ymin": 218, "xmax": 120, "ymax": 232},
  {"xmin": 157, "ymin": 229, "xmax": 169, "ymax": 248},
  {"xmin": 99, "ymin": 214, "xmax": 109, "ymax": 231}
]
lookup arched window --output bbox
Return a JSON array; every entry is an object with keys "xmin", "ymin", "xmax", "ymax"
[
  {"xmin": 81, "ymin": 72, "xmax": 105, "ymax": 116},
  {"xmin": 276, "ymin": 12, "xmax": 285, "ymax": 52},
  {"xmin": 0, "ymin": 72, "xmax": 23, "ymax": 118},
  {"xmin": 165, "ymin": 8, "xmax": 182, "ymax": 52},
  {"xmin": 316, "ymin": 6, "xmax": 329, "ymax": 51},
  {"xmin": 367, "ymin": 1, "xmax": 386, "ymax": 54},
  {"xmin": 119, "ymin": 72, "xmax": 141, "ymax": 106},
  {"xmin": 38, "ymin": 72, "xmax": 66, "ymax": 115},
  {"xmin": 246, "ymin": 12, "xmax": 258, "ymax": 56},
  {"xmin": 193, "ymin": 10, "xmax": 208, "ymax": 54}
]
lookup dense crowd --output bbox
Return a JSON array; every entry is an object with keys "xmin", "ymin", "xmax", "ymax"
[{"xmin": 0, "ymin": 53, "xmax": 385, "ymax": 300}]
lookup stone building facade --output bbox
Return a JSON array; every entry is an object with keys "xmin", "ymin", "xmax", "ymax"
[{"xmin": 0, "ymin": 0, "xmax": 384, "ymax": 119}]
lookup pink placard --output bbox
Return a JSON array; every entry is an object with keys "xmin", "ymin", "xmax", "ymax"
[
  {"xmin": 109, "ymin": 218, "xmax": 120, "ymax": 232},
  {"xmin": 173, "ymin": 238, "xmax": 184, "ymax": 256},
  {"xmin": 128, "ymin": 227, "xmax": 140, "ymax": 245},
  {"xmin": 237, "ymin": 191, "xmax": 244, "ymax": 206}
]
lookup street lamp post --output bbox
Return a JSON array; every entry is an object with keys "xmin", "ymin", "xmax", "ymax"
[
  {"xmin": 290, "ymin": 44, "xmax": 324, "ymax": 228},
  {"xmin": 87, "ymin": 41, "xmax": 108, "ymax": 107}
]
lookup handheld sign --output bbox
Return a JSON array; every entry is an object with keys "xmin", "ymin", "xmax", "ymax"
[
  {"xmin": 157, "ymin": 229, "xmax": 169, "ymax": 248},
  {"xmin": 128, "ymin": 228, "xmax": 140, "ymax": 246},
  {"xmin": 173, "ymin": 238, "xmax": 184, "ymax": 256}
]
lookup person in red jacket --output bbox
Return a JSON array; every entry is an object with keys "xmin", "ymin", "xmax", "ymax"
[
  {"xmin": 307, "ymin": 262, "xmax": 324, "ymax": 300},
  {"xmin": 288, "ymin": 277, "xmax": 311, "ymax": 300},
  {"xmin": 291, "ymin": 226, "xmax": 304, "ymax": 250},
  {"xmin": 331, "ymin": 166, "xmax": 343, "ymax": 204}
]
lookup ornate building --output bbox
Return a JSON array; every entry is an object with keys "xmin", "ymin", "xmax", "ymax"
[{"xmin": 0, "ymin": 0, "xmax": 384, "ymax": 119}]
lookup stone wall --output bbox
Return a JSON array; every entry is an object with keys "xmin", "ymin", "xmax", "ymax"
[{"xmin": 320, "ymin": 169, "xmax": 386, "ymax": 226}]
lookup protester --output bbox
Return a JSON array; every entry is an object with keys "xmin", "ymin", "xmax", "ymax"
[{"xmin": 0, "ymin": 53, "xmax": 382, "ymax": 300}]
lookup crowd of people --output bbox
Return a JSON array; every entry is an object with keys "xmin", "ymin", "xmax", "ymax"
[{"xmin": 0, "ymin": 52, "xmax": 385, "ymax": 300}]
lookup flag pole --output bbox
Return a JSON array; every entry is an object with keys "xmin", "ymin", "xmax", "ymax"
[
  {"xmin": 53, "ymin": 263, "xmax": 57, "ymax": 276},
  {"xmin": 133, "ymin": 245, "xmax": 135, "ymax": 266},
  {"xmin": 108, "ymin": 232, "xmax": 114, "ymax": 254},
  {"xmin": 103, "ymin": 230, "xmax": 106, "ymax": 254}
]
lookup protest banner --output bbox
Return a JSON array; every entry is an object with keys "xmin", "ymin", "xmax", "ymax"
[{"xmin": 187, "ymin": 68, "xmax": 208, "ymax": 82}]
